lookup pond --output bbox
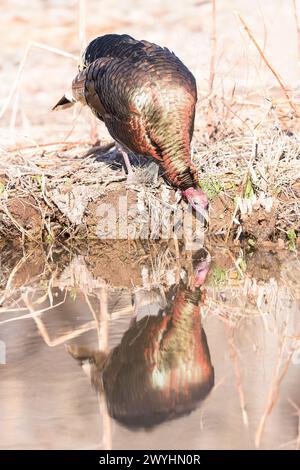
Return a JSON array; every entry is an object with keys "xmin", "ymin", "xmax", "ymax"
[{"xmin": 0, "ymin": 241, "xmax": 299, "ymax": 450}]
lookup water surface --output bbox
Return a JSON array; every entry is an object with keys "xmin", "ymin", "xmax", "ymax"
[{"xmin": 0, "ymin": 242, "xmax": 299, "ymax": 450}]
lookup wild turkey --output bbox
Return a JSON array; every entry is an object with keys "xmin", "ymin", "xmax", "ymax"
[
  {"xmin": 54, "ymin": 34, "xmax": 208, "ymax": 215},
  {"xmin": 67, "ymin": 256, "xmax": 213, "ymax": 428}
]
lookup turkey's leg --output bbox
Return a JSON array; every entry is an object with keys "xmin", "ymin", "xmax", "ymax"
[
  {"xmin": 120, "ymin": 150, "xmax": 134, "ymax": 178},
  {"xmin": 90, "ymin": 113, "xmax": 99, "ymax": 144}
]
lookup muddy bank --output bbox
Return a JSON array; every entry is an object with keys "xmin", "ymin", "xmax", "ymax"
[
  {"xmin": 0, "ymin": 131, "xmax": 299, "ymax": 247},
  {"xmin": 0, "ymin": 239, "xmax": 299, "ymax": 305}
]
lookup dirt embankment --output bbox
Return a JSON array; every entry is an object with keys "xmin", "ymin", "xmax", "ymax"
[{"xmin": 0, "ymin": 126, "xmax": 299, "ymax": 249}]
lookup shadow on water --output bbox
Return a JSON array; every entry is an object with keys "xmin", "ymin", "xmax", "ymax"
[{"xmin": 0, "ymin": 240, "xmax": 299, "ymax": 449}]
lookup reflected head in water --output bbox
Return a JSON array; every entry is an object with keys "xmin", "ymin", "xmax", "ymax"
[{"xmin": 68, "ymin": 251, "xmax": 214, "ymax": 429}]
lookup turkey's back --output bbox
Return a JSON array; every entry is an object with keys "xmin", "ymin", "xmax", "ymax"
[
  {"xmin": 80, "ymin": 34, "xmax": 197, "ymax": 110},
  {"xmin": 81, "ymin": 34, "xmax": 149, "ymax": 64},
  {"xmin": 77, "ymin": 35, "xmax": 197, "ymax": 179}
]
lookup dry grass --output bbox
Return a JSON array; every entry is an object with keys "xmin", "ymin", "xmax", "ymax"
[
  {"xmin": 194, "ymin": 118, "xmax": 300, "ymax": 236},
  {"xmin": 235, "ymin": 11, "xmax": 296, "ymax": 112}
]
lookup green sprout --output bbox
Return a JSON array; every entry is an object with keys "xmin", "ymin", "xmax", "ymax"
[
  {"xmin": 46, "ymin": 234, "xmax": 54, "ymax": 244},
  {"xmin": 248, "ymin": 238, "xmax": 256, "ymax": 247},
  {"xmin": 200, "ymin": 176, "xmax": 222, "ymax": 201},
  {"xmin": 64, "ymin": 178, "xmax": 72, "ymax": 187},
  {"xmin": 212, "ymin": 265, "xmax": 226, "ymax": 285},
  {"xmin": 239, "ymin": 258, "xmax": 247, "ymax": 272},
  {"xmin": 244, "ymin": 176, "xmax": 254, "ymax": 199},
  {"xmin": 287, "ymin": 229, "xmax": 297, "ymax": 252},
  {"xmin": 32, "ymin": 175, "xmax": 42, "ymax": 190}
]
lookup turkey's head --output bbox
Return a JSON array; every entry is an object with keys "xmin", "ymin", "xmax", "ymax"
[
  {"xmin": 194, "ymin": 254, "xmax": 211, "ymax": 287},
  {"xmin": 182, "ymin": 187, "xmax": 209, "ymax": 218}
]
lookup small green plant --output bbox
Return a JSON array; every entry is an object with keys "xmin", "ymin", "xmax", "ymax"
[
  {"xmin": 46, "ymin": 234, "xmax": 54, "ymax": 244},
  {"xmin": 0, "ymin": 182, "xmax": 5, "ymax": 195},
  {"xmin": 248, "ymin": 238, "xmax": 256, "ymax": 247},
  {"xmin": 64, "ymin": 178, "xmax": 72, "ymax": 187},
  {"xmin": 287, "ymin": 229, "xmax": 297, "ymax": 252},
  {"xmin": 212, "ymin": 265, "xmax": 226, "ymax": 285},
  {"xmin": 200, "ymin": 177, "xmax": 222, "ymax": 200},
  {"xmin": 239, "ymin": 258, "xmax": 247, "ymax": 272},
  {"xmin": 244, "ymin": 176, "xmax": 254, "ymax": 199},
  {"xmin": 32, "ymin": 175, "xmax": 42, "ymax": 189}
]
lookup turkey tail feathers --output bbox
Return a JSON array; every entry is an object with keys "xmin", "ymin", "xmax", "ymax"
[{"xmin": 52, "ymin": 94, "xmax": 75, "ymax": 111}]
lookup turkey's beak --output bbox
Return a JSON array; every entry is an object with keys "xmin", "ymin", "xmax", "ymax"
[
  {"xmin": 194, "ymin": 255, "xmax": 211, "ymax": 287},
  {"xmin": 182, "ymin": 187, "xmax": 209, "ymax": 221},
  {"xmin": 52, "ymin": 94, "xmax": 75, "ymax": 111}
]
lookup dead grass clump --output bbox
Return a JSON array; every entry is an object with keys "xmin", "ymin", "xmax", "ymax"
[
  {"xmin": 193, "ymin": 122, "xmax": 300, "ymax": 243},
  {"xmin": 0, "ymin": 142, "xmax": 172, "ymax": 241}
]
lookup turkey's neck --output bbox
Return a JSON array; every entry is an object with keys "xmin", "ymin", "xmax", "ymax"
[
  {"xmin": 169, "ymin": 288, "xmax": 202, "ymax": 331},
  {"xmin": 161, "ymin": 141, "xmax": 198, "ymax": 191},
  {"xmin": 156, "ymin": 288, "xmax": 203, "ymax": 353}
]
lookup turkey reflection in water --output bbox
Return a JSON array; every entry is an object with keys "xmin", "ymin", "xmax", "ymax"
[
  {"xmin": 0, "ymin": 241, "xmax": 300, "ymax": 450},
  {"xmin": 67, "ymin": 255, "xmax": 214, "ymax": 429}
]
